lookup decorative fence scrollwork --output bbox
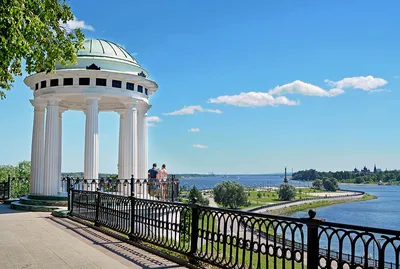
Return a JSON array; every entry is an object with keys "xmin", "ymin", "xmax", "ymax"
[{"xmin": 69, "ymin": 189, "xmax": 400, "ymax": 269}]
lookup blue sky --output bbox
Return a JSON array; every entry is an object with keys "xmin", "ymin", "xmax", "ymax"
[{"xmin": 1, "ymin": 0, "xmax": 399, "ymax": 174}]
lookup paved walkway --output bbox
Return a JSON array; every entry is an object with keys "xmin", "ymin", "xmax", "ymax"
[{"xmin": 0, "ymin": 205, "xmax": 187, "ymax": 269}]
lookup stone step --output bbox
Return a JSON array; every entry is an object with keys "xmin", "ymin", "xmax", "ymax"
[
  {"xmin": 3, "ymin": 199, "xmax": 18, "ymax": 205},
  {"xmin": 51, "ymin": 209, "xmax": 70, "ymax": 218},
  {"xmin": 27, "ymin": 194, "xmax": 68, "ymax": 201},
  {"xmin": 19, "ymin": 196, "xmax": 68, "ymax": 206},
  {"xmin": 10, "ymin": 201, "xmax": 67, "ymax": 212}
]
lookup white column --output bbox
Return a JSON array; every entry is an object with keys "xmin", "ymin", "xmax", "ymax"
[
  {"xmin": 43, "ymin": 98, "xmax": 60, "ymax": 196},
  {"xmin": 122, "ymin": 113, "xmax": 128, "ymax": 179},
  {"xmin": 58, "ymin": 109, "xmax": 67, "ymax": 194},
  {"xmin": 29, "ymin": 100, "xmax": 46, "ymax": 195},
  {"xmin": 137, "ymin": 103, "xmax": 150, "ymax": 179},
  {"xmin": 84, "ymin": 97, "xmax": 100, "ymax": 180},
  {"xmin": 124, "ymin": 103, "xmax": 137, "ymax": 179},
  {"xmin": 116, "ymin": 109, "xmax": 126, "ymax": 179}
]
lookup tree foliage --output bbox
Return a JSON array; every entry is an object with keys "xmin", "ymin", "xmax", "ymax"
[
  {"xmin": 0, "ymin": 161, "xmax": 31, "ymax": 198},
  {"xmin": 213, "ymin": 181, "xmax": 248, "ymax": 209},
  {"xmin": 322, "ymin": 177, "xmax": 338, "ymax": 192},
  {"xmin": 188, "ymin": 186, "xmax": 209, "ymax": 205},
  {"xmin": 0, "ymin": 161, "xmax": 31, "ymax": 180},
  {"xmin": 278, "ymin": 183, "xmax": 296, "ymax": 201},
  {"xmin": 293, "ymin": 168, "xmax": 400, "ymax": 185},
  {"xmin": 312, "ymin": 179, "xmax": 323, "ymax": 190},
  {"xmin": 0, "ymin": 0, "xmax": 85, "ymax": 99}
]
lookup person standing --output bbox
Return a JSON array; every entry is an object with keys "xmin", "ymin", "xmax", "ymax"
[
  {"xmin": 159, "ymin": 164, "xmax": 168, "ymax": 200},
  {"xmin": 148, "ymin": 163, "xmax": 159, "ymax": 197}
]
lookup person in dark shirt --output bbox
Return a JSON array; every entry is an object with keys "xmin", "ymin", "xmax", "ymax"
[{"xmin": 148, "ymin": 163, "xmax": 159, "ymax": 197}]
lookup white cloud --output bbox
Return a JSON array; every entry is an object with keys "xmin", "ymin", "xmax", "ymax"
[
  {"xmin": 163, "ymin": 105, "xmax": 222, "ymax": 116},
  {"xmin": 188, "ymin": 128, "xmax": 200, "ymax": 132},
  {"xmin": 325, "ymin": 76, "xmax": 387, "ymax": 91},
  {"xmin": 61, "ymin": 17, "xmax": 94, "ymax": 32},
  {"xmin": 208, "ymin": 92, "xmax": 299, "ymax": 107},
  {"xmin": 192, "ymin": 144, "xmax": 208, "ymax": 149},
  {"xmin": 368, "ymin": 89, "xmax": 391, "ymax": 94},
  {"xmin": 147, "ymin": 116, "xmax": 162, "ymax": 123},
  {"xmin": 268, "ymin": 80, "xmax": 343, "ymax": 97},
  {"xmin": 146, "ymin": 116, "xmax": 161, "ymax": 127}
]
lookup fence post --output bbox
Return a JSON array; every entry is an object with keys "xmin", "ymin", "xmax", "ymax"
[
  {"xmin": 170, "ymin": 175, "xmax": 175, "ymax": 202},
  {"xmin": 69, "ymin": 185, "xmax": 75, "ymax": 216},
  {"xmin": 7, "ymin": 175, "xmax": 11, "ymax": 199},
  {"xmin": 95, "ymin": 188, "xmax": 101, "ymax": 227},
  {"xmin": 129, "ymin": 192, "xmax": 136, "ymax": 241},
  {"xmin": 130, "ymin": 175, "xmax": 134, "ymax": 197},
  {"xmin": 301, "ymin": 209, "xmax": 324, "ymax": 269},
  {"xmin": 67, "ymin": 177, "xmax": 71, "ymax": 211},
  {"xmin": 189, "ymin": 197, "xmax": 200, "ymax": 264}
]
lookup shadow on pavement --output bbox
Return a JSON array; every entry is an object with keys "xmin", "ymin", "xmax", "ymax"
[
  {"xmin": 0, "ymin": 204, "xmax": 26, "ymax": 214},
  {"xmin": 48, "ymin": 217, "xmax": 186, "ymax": 269}
]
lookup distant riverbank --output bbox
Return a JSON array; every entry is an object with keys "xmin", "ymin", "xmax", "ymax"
[{"xmin": 264, "ymin": 193, "xmax": 377, "ymax": 215}]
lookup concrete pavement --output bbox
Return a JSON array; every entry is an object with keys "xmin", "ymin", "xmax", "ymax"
[{"xmin": 0, "ymin": 204, "xmax": 187, "ymax": 269}]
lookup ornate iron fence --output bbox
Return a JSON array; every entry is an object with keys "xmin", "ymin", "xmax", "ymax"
[
  {"xmin": 0, "ymin": 175, "xmax": 29, "ymax": 200},
  {"xmin": 0, "ymin": 177, "xmax": 10, "ymax": 200},
  {"xmin": 68, "ymin": 188, "xmax": 400, "ymax": 269},
  {"xmin": 62, "ymin": 175, "xmax": 179, "ymax": 201}
]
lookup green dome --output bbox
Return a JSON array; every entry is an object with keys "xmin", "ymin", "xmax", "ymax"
[{"xmin": 77, "ymin": 39, "xmax": 141, "ymax": 67}]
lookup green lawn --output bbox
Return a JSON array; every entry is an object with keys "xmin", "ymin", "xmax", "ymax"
[{"xmin": 245, "ymin": 188, "xmax": 324, "ymax": 206}]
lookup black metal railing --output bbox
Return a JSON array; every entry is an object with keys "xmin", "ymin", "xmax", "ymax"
[
  {"xmin": 0, "ymin": 177, "xmax": 10, "ymax": 200},
  {"xmin": 0, "ymin": 175, "xmax": 29, "ymax": 200},
  {"xmin": 62, "ymin": 175, "xmax": 180, "ymax": 202},
  {"xmin": 0, "ymin": 174, "xmax": 179, "ymax": 203},
  {"xmin": 69, "ymin": 188, "xmax": 400, "ymax": 269},
  {"xmin": 239, "ymin": 214, "xmax": 399, "ymax": 269}
]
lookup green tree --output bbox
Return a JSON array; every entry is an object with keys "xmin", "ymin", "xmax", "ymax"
[
  {"xmin": 323, "ymin": 178, "xmax": 338, "ymax": 192},
  {"xmin": 0, "ymin": 165, "xmax": 17, "ymax": 181},
  {"xmin": 213, "ymin": 181, "xmax": 248, "ymax": 209},
  {"xmin": 188, "ymin": 186, "xmax": 209, "ymax": 206},
  {"xmin": 257, "ymin": 192, "xmax": 262, "ymax": 199},
  {"xmin": 0, "ymin": 0, "xmax": 85, "ymax": 99},
  {"xmin": 278, "ymin": 183, "xmax": 296, "ymax": 201},
  {"xmin": 312, "ymin": 179, "xmax": 323, "ymax": 190},
  {"xmin": 355, "ymin": 177, "xmax": 364, "ymax": 184},
  {"xmin": 15, "ymin": 161, "xmax": 31, "ymax": 179}
]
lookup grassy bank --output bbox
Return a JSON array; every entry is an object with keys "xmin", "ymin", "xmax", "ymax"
[
  {"xmin": 265, "ymin": 193, "xmax": 377, "ymax": 215},
  {"xmin": 240, "ymin": 187, "xmax": 328, "ymax": 209}
]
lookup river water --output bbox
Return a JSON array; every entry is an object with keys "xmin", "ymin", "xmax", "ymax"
[
  {"xmin": 286, "ymin": 184, "xmax": 400, "ymax": 230},
  {"xmin": 181, "ymin": 175, "xmax": 400, "ymax": 263},
  {"xmin": 180, "ymin": 175, "xmax": 400, "ymax": 229}
]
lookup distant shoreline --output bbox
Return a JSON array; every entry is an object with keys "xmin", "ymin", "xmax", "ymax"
[{"xmin": 264, "ymin": 194, "xmax": 377, "ymax": 215}]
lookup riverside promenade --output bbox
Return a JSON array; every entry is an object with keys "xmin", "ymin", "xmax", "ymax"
[
  {"xmin": 0, "ymin": 204, "xmax": 186, "ymax": 269},
  {"xmin": 250, "ymin": 189, "xmax": 364, "ymax": 214}
]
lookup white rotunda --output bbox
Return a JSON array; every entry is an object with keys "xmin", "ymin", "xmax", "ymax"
[{"xmin": 24, "ymin": 39, "xmax": 158, "ymax": 197}]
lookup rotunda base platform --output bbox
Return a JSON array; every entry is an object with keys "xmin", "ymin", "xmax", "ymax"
[{"xmin": 10, "ymin": 195, "xmax": 68, "ymax": 212}]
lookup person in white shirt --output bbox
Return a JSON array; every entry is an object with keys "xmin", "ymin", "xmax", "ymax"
[{"xmin": 159, "ymin": 164, "xmax": 168, "ymax": 200}]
